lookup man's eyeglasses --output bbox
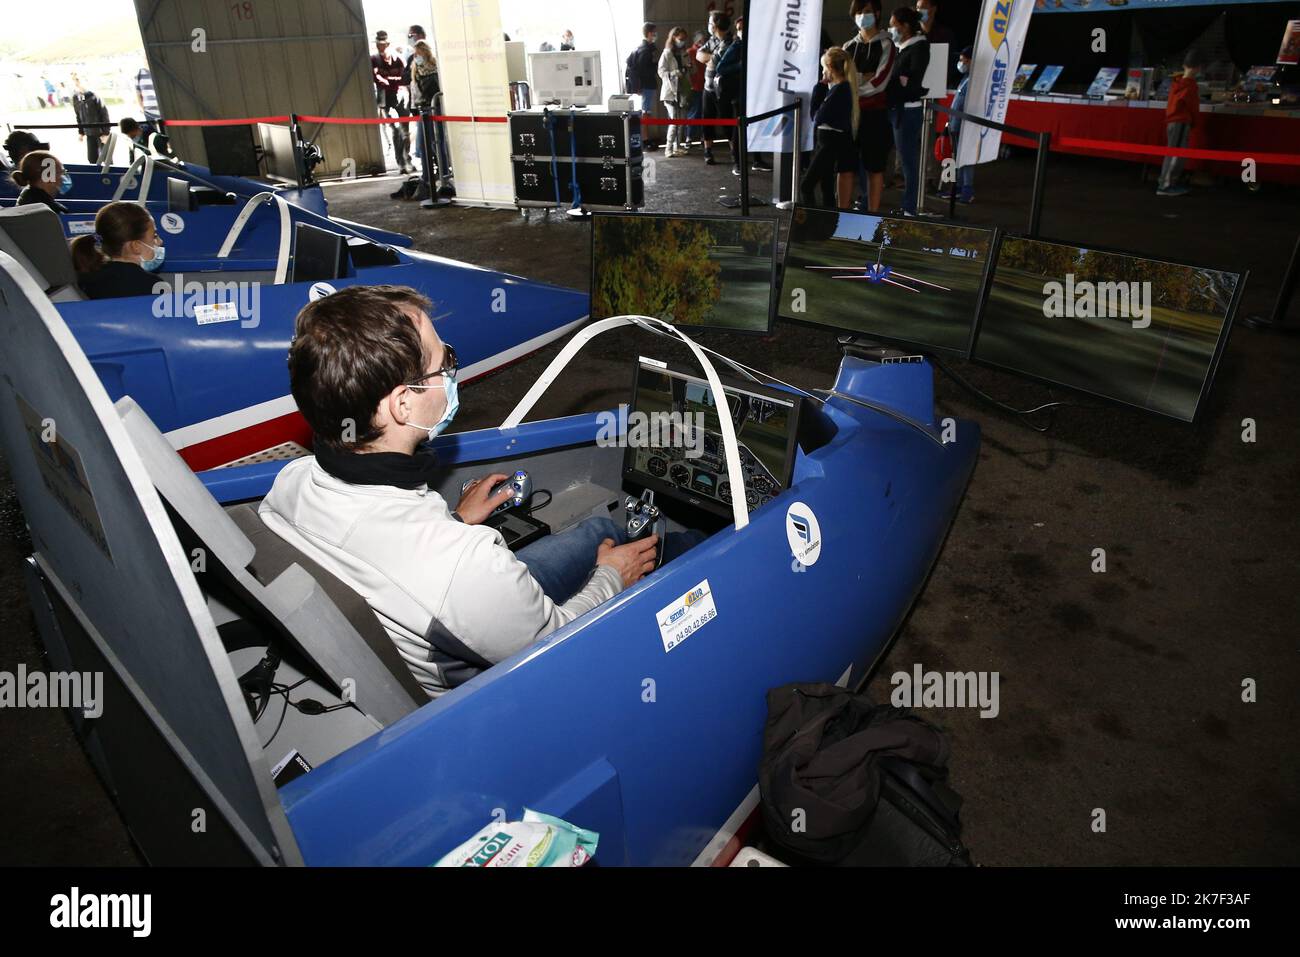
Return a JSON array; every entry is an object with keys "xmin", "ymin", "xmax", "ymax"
[{"xmin": 406, "ymin": 342, "xmax": 458, "ymax": 389}]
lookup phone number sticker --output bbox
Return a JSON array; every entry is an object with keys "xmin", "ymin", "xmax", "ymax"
[{"xmin": 656, "ymin": 579, "xmax": 717, "ymax": 653}]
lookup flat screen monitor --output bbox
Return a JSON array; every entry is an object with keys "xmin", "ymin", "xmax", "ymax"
[
  {"xmin": 166, "ymin": 176, "xmax": 193, "ymax": 213},
  {"xmin": 973, "ymin": 236, "xmax": 1243, "ymax": 423},
  {"xmin": 528, "ymin": 50, "xmax": 602, "ymax": 106},
  {"xmin": 777, "ymin": 206, "xmax": 997, "ymax": 357},
  {"xmin": 291, "ymin": 223, "xmax": 349, "ymax": 285},
  {"xmin": 592, "ymin": 213, "xmax": 778, "ymax": 334},
  {"xmin": 201, "ymin": 124, "xmax": 260, "ymax": 177},
  {"xmin": 623, "ymin": 357, "xmax": 802, "ymax": 520},
  {"xmin": 258, "ymin": 122, "xmax": 298, "ymax": 181}
]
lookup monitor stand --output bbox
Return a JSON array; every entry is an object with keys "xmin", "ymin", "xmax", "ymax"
[{"xmin": 837, "ymin": 335, "xmax": 926, "ymax": 364}]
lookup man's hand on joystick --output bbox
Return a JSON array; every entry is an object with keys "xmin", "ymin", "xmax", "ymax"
[{"xmin": 455, "ymin": 473, "xmax": 514, "ymax": 525}]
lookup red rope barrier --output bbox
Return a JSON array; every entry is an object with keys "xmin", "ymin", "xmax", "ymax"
[{"xmin": 1056, "ymin": 135, "xmax": 1300, "ymax": 166}]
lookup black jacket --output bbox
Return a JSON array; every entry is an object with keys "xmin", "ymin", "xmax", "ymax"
[
  {"xmin": 887, "ymin": 38, "xmax": 930, "ymax": 107},
  {"xmin": 78, "ymin": 261, "xmax": 158, "ymax": 300},
  {"xmin": 72, "ymin": 90, "xmax": 111, "ymax": 136},
  {"xmin": 632, "ymin": 40, "xmax": 660, "ymax": 90},
  {"xmin": 17, "ymin": 187, "xmax": 67, "ymax": 214}
]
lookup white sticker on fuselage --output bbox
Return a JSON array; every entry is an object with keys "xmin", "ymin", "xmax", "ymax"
[
  {"xmin": 67, "ymin": 220, "xmax": 96, "ymax": 236},
  {"xmin": 786, "ymin": 502, "xmax": 822, "ymax": 567},
  {"xmin": 656, "ymin": 578, "xmax": 717, "ymax": 653},
  {"xmin": 160, "ymin": 212, "xmax": 185, "ymax": 234},
  {"xmin": 194, "ymin": 301, "xmax": 240, "ymax": 325}
]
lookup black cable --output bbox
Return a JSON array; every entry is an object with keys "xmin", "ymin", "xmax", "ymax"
[
  {"xmin": 261, "ymin": 677, "xmax": 309, "ymax": 751},
  {"xmin": 526, "ymin": 489, "xmax": 553, "ymax": 513},
  {"xmin": 931, "ymin": 357, "xmax": 1070, "ymax": 433}
]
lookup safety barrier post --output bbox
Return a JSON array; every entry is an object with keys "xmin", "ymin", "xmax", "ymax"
[
  {"xmin": 1243, "ymin": 232, "xmax": 1300, "ymax": 334},
  {"xmin": 790, "ymin": 98, "xmax": 802, "ymax": 208},
  {"xmin": 917, "ymin": 99, "xmax": 935, "ymax": 215},
  {"xmin": 740, "ymin": 114, "xmax": 750, "ymax": 217},
  {"xmin": 1029, "ymin": 131, "xmax": 1050, "ymax": 239}
]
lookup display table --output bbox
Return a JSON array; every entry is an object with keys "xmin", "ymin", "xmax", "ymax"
[{"xmin": 999, "ymin": 94, "xmax": 1300, "ymax": 184}]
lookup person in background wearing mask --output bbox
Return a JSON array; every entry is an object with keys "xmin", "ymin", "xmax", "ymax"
[
  {"xmin": 844, "ymin": 0, "xmax": 896, "ymax": 213},
  {"xmin": 629, "ymin": 23, "xmax": 663, "ymax": 151},
  {"xmin": 10, "ymin": 149, "xmax": 71, "ymax": 214},
  {"xmin": 715, "ymin": 15, "xmax": 748, "ymax": 175},
  {"xmin": 914, "ymin": 0, "xmax": 956, "ymax": 86},
  {"xmin": 659, "ymin": 27, "xmax": 693, "ymax": 157},
  {"xmin": 885, "ymin": 7, "xmax": 929, "ymax": 215},
  {"xmin": 259, "ymin": 285, "xmax": 702, "ymax": 698},
  {"xmin": 696, "ymin": 12, "xmax": 734, "ymax": 166},
  {"xmin": 560, "ymin": 30, "xmax": 575, "ymax": 51},
  {"xmin": 685, "ymin": 30, "xmax": 708, "ymax": 144},
  {"xmin": 69, "ymin": 201, "xmax": 166, "ymax": 299},
  {"xmin": 938, "ymin": 46, "xmax": 975, "ymax": 204}
]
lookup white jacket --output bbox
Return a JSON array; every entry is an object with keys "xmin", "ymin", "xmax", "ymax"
[
  {"xmin": 258, "ymin": 457, "xmax": 623, "ymax": 698},
  {"xmin": 658, "ymin": 47, "xmax": 688, "ymax": 107}
]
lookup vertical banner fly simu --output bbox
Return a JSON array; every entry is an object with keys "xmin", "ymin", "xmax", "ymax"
[
  {"xmin": 746, "ymin": 0, "xmax": 824, "ymax": 152},
  {"xmin": 956, "ymin": 0, "xmax": 1035, "ymax": 168}
]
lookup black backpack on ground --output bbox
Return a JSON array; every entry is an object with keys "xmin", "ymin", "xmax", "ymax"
[{"xmin": 758, "ymin": 683, "xmax": 972, "ymax": 866}]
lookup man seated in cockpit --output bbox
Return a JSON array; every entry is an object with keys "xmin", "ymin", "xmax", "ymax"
[{"xmin": 259, "ymin": 285, "xmax": 701, "ymax": 697}]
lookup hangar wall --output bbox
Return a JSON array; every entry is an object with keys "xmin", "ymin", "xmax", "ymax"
[{"xmin": 133, "ymin": 0, "xmax": 384, "ymax": 178}]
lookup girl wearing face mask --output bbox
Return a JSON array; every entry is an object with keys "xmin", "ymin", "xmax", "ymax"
[
  {"xmin": 11, "ymin": 150, "xmax": 71, "ymax": 214},
  {"xmin": 658, "ymin": 27, "xmax": 693, "ymax": 156},
  {"xmin": 884, "ymin": 6, "xmax": 929, "ymax": 215},
  {"xmin": 70, "ymin": 201, "xmax": 166, "ymax": 300},
  {"xmin": 843, "ymin": 0, "xmax": 896, "ymax": 212}
]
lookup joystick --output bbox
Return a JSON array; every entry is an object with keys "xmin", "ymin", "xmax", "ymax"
[
  {"xmin": 463, "ymin": 469, "xmax": 532, "ymax": 514},
  {"xmin": 624, "ymin": 489, "xmax": 667, "ymax": 568}
]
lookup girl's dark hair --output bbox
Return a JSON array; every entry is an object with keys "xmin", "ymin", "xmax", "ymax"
[
  {"xmin": 69, "ymin": 201, "xmax": 153, "ymax": 274},
  {"xmin": 892, "ymin": 6, "xmax": 922, "ymax": 34},
  {"xmin": 850, "ymin": 0, "xmax": 882, "ymax": 17},
  {"xmin": 10, "ymin": 149, "xmax": 60, "ymax": 190}
]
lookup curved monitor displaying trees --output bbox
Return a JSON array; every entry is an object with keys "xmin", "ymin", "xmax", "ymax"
[{"xmin": 974, "ymin": 236, "xmax": 1243, "ymax": 423}]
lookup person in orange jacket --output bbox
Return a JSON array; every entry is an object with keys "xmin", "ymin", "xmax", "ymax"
[{"xmin": 1157, "ymin": 50, "xmax": 1202, "ymax": 197}]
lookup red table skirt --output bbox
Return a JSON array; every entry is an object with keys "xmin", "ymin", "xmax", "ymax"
[{"xmin": 999, "ymin": 98, "xmax": 1300, "ymax": 184}]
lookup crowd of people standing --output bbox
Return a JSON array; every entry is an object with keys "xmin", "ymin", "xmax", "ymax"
[{"xmin": 621, "ymin": 2, "xmax": 970, "ymax": 216}]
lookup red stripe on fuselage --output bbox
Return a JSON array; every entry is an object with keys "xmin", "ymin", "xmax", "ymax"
[{"xmin": 177, "ymin": 411, "xmax": 313, "ymax": 472}]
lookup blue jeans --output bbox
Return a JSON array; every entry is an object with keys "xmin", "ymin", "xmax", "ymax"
[
  {"xmin": 888, "ymin": 105, "xmax": 923, "ymax": 214},
  {"xmin": 957, "ymin": 164, "xmax": 975, "ymax": 201},
  {"xmin": 516, "ymin": 517, "xmax": 706, "ymax": 604}
]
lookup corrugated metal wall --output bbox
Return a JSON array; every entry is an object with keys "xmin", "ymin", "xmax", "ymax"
[{"xmin": 134, "ymin": 0, "xmax": 383, "ymax": 177}]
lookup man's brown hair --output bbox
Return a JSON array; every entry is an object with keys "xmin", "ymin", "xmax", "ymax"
[{"xmin": 288, "ymin": 284, "xmax": 435, "ymax": 453}]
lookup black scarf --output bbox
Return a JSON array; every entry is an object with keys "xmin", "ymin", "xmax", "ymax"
[{"xmin": 314, "ymin": 442, "xmax": 440, "ymax": 490}]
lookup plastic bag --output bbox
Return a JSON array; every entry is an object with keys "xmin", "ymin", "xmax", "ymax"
[{"xmin": 433, "ymin": 809, "xmax": 599, "ymax": 867}]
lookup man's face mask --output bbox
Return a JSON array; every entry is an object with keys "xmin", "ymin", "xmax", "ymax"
[
  {"xmin": 404, "ymin": 343, "xmax": 460, "ymax": 439},
  {"xmin": 856, "ymin": 13, "xmax": 876, "ymax": 30},
  {"xmin": 58, "ymin": 172, "xmax": 73, "ymax": 195}
]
